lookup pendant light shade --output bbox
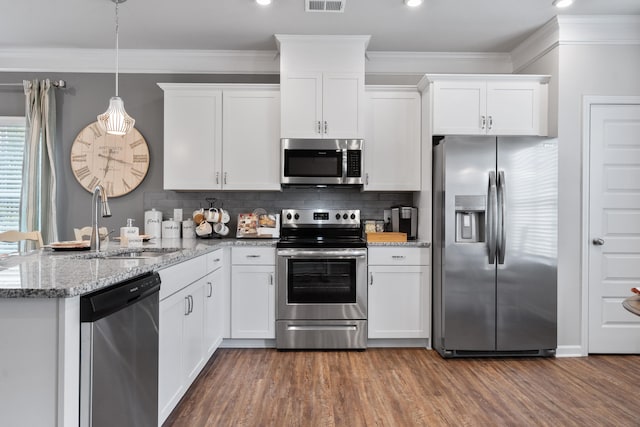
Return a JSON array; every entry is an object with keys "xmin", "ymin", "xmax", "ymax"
[
  {"xmin": 98, "ymin": 0, "xmax": 135, "ymax": 135},
  {"xmin": 97, "ymin": 96, "xmax": 135, "ymax": 136}
]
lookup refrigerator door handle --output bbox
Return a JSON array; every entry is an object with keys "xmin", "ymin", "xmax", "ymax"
[
  {"xmin": 497, "ymin": 170, "xmax": 506, "ymax": 264},
  {"xmin": 487, "ymin": 171, "xmax": 498, "ymax": 264}
]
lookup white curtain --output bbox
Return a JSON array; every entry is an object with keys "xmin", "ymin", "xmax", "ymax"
[{"xmin": 21, "ymin": 79, "xmax": 58, "ymax": 245}]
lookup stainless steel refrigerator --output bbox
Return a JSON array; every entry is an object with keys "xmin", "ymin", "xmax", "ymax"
[{"xmin": 432, "ymin": 136, "xmax": 557, "ymax": 358}]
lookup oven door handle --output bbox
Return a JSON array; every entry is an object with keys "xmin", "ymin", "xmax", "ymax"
[{"xmin": 277, "ymin": 249, "xmax": 367, "ymax": 258}]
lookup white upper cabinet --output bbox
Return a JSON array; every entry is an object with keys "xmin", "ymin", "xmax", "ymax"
[
  {"xmin": 421, "ymin": 74, "xmax": 550, "ymax": 136},
  {"xmin": 276, "ymin": 35, "xmax": 369, "ymax": 139},
  {"xmin": 364, "ymin": 87, "xmax": 421, "ymax": 191},
  {"xmin": 161, "ymin": 87, "xmax": 222, "ymax": 190},
  {"xmin": 222, "ymin": 88, "xmax": 281, "ymax": 190},
  {"xmin": 159, "ymin": 83, "xmax": 280, "ymax": 191}
]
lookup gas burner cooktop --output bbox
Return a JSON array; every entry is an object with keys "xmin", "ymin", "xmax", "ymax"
[{"xmin": 277, "ymin": 208, "xmax": 366, "ymax": 248}]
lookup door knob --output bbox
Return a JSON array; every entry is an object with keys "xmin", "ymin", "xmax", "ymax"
[{"xmin": 592, "ymin": 238, "xmax": 605, "ymax": 246}]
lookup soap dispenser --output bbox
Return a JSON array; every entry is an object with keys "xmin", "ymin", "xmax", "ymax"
[{"xmin": 120, "ymin": 218, "xmax": 139, "ymax": 246}]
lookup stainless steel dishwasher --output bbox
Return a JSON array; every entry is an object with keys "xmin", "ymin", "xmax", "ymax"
[{"xmin": 80, "ymin": 272, "xmax": 161, "ymax": 427}]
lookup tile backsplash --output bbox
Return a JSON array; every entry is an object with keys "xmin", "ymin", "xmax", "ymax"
[{"xmin": 144, "ymin": 188, "xmax": 414, "ymax": 233}]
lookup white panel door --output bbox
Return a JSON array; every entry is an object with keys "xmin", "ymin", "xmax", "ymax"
[
  {"xmin": 222, "ymin": 89, "xmax": 281, "ymax": 190},
  {"xmin": 364, "ymin": 90, "xmax": 421, "ymax": 191},
  {"xmin": 231, "ymin": 265, "xmax": 276, "ymax": 339},
  {"xmin": 588, "ymin": 103, "xmax": 640, "ymax": 353},
  {"xmin": 432, "ymin": 80, "xmax": 486, "ymax": 135},
  {"xmin": 322, "ymin": 73, "xmax": 364, "ymax": 139},
  {"xmin": 486, "ymin": 81, "xmax": 540, "ymax": 135},
  {"xmin": 281, "ymin": 72, "xmax": 322, "ymax": 138},
  {"xmin": 163, "ymin": 90, "xmax": 222, "ymax": 190}
]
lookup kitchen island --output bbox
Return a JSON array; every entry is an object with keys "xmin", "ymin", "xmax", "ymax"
[{"xmin": 0, "ymin": 238, "xmax": 277, "ymax": 427}]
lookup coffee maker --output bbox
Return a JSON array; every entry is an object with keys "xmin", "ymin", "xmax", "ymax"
[{"xmin": 391, "ymin": 206, "xmax": 418, "ymax": 240}]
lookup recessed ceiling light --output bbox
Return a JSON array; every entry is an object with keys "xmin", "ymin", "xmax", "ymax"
[
  {"xmin": 404, "ymin": 0, "xmax": 423, "ymax": 7},
  {"xmin": 256, "ymin": 0, "xmax": 272, "ymax": 5},
  {"xmin": 552, "ymin": 0, "xmax": 574, "ymax": 8}
]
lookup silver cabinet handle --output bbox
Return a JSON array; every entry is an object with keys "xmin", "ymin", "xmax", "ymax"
[
  {"xmin": 215, "ymin": 172, "xmax": 220, "ymax": 184},
  {"xmin": 369, "ymin": 272, "xmax": 373, "ymax": 286},
  {"xmin": 224, "ymin": 172, "xmax": 228, "ymax": 185},
  {"xmin": 188, "ymin": 295, "xmax": 193, "ymax": 314},
  {"xmin": 185, "ymin": 296, "xmax": 190, "ymax": 315},
  {"xmin": 488, "ymin": 115, "xmax": 493, "ymax": 130},
  {"xmin": 316, "ymin": 121, "xmax": 321, "ymax": 134},
  {"xmin": 213, "ymin": 258, "xmax": 221, "ymax": 262},
  {"xmin": 391, "ymin": 255, "xmax": 406, "ymax": 260},
  {"xmin": 246, "ymin": 254, "xmax": 261, "ymax": 258},
  {"xmin": 207, "ymin": 281, "xmax": 213, "ymax": 298},
  {"xmin": 365, "ymin": 173, "xmax": 369, "ymax": 186},
  {"xmin": 269, "ymin": 273, "xmax": 274, "ymax": 286},
  {"xmin": 481, "ymin": 115, "xmax": 486, "ymax": 129},
  {"xmin": 593, "ymin": 238, "xmax": 605, "ymax": 246},
  {"xmin": 324, "ymin": 121, "xmax": 328, "ymax": 134}
]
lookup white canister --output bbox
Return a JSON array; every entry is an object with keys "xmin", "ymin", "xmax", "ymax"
[
  {"xmin": 144, "ymin": 208, "xmax": 163, "ymax": 239},
  {"xmin": 162, "ymin": 219, "xmax": 181, "ymax": 239},
  {"xmin": 173, "ymin": 208, "xmax": 183, "ymax": 222},
  {"xmin": 182, "ymin": 220, "xmax": 195, "ymax": 239}
]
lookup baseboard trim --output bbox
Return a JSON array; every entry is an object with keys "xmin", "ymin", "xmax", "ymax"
[{"xmin": 555, "ymin": 345, "xmax": 586, "ymax": 358}]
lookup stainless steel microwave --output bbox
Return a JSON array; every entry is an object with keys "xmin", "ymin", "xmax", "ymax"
[{"xmin": 281, "ymin": 138, "xmax": 363, "ymax": 185}]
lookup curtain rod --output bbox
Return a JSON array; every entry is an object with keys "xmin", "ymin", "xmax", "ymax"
[{"xmin": 0, "ymin": 80, "xmax": 66, "ymax": 88}]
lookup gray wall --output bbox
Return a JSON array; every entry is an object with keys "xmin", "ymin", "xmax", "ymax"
[{"xmin": 0, "ymin": 72, "xmax": 413, "ymax": 241}]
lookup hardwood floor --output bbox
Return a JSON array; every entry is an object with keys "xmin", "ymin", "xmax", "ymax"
[{"xmin": 164, "ymin": 348, "xmax": 640, "ymax": 427}]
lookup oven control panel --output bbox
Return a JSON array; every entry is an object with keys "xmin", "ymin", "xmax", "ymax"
[{"xmin": 281, "ymin": 209, "xmax": 360, "ymax": 228}]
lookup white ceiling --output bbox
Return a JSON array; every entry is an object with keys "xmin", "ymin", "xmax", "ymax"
[{"xmin": 2, "ymin": 0, "xmax": 639, "ymax": 54}]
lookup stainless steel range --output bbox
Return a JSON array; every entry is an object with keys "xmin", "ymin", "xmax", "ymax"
[{"xmin": 276, "ymin": 208, "xmax": 367, "ymax": 350}]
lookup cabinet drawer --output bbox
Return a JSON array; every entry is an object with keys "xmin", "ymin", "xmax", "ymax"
[
  {"xmin": 232, "ymin": 247, "xmax": 275, "ymax": 265},
  {"xmin": 206, "ymin": 249, "xmax": 224, "ymax": 272},
  {"xmin": 159, "ymin": 255, "xmax": 207, "ymax": 300},
  {"xmin": 368, "ymin": 247, "xmax": 429, "ymax": 266}
]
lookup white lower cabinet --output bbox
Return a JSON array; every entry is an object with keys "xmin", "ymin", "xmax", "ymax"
[
  {"xmin": 231, "ymin": 247, "xmax": 276, "ymax": 339},
  {"xmin": 158, "ymin": 249, "xmax": 224, "ymax": 425},
  {"xmin": 367, "ymin": 247, "xmax": 430, "ymax": 340}
]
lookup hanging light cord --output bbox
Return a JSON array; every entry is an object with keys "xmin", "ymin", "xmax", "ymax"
[{"xmin": 114, "ymin": 0, "xmax": 120, "ymax": 97}]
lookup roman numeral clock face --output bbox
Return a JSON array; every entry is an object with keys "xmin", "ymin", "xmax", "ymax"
[{"xmin": 70, "ymin": 121, "xmax": 150, "ymax": 197}]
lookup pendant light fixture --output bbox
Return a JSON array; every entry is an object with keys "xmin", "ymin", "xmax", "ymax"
[{"xmin": 97, "ymin": 0, "xmax": 135, "ymax": 136}]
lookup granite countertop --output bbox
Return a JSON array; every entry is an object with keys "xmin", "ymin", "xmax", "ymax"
[
  {"xmin": 0, "ymin": 237, "xmax": 278, "ymax": 299},
  {"xmin": 367, "ymin": 240, "xmax": 431, "ymax": 247}
]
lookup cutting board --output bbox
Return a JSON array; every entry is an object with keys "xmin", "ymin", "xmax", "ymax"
[{"xmin": 366, "ymin": 232, "xmax": 407, "ymax": 243}]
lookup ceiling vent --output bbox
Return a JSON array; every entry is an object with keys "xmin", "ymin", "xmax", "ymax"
[{"xmin": 305, "ymin": 0, "xmax": 346, "ymax": 13}]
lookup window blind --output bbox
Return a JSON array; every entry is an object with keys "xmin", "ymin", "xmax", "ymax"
[{"xmin": 0, "ymin": 116, "xmax": 26, "ymax": 254}]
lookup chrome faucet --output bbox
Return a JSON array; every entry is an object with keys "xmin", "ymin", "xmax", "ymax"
[{"xmin": 90, "ymin": 185, "xmax": 112, "ymax": 252}]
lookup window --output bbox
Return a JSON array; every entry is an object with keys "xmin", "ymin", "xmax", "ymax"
[{"xmin": 0, "ymin": 116, "xmax": 26, "ymax": 254}]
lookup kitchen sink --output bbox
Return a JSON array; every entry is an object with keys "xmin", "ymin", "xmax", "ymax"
[{"xmin": 73, "ymin": 248, "xmax": 181, "ymax": 260}]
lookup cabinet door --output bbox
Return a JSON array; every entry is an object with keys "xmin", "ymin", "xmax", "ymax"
[
  {"xmin": 281, "ymin": 72, "xmax": 323, "ymax": 138},
  {"xmin": 432, "ymin": 80, "xmax": 486, "ymax": 135},
  {"xmin": 182, "ymin": 281, "xmax": 206, "ymax": 384},
  {"xmin": 163, "ymin": 89, "xmax": 222, "ymax": 189},
  {"xmin": 231, "ymin": 265, "xmax": 275, "ymax": 339},
  {"xmin": 222, "ymin": 89, "xmax": 281, "ymax": 190},
  {"xmin": 203, "ymin": 267, "xmax": 224, "ymax": 357},
  {"xmin": 364, "ymin": 91, "xmax": 421, "ymax": 191},
  {"xmin": 486, "ymin": 81, "xmax": 541, "ymax": 135},
  {"xmin": 158, "ymin": 287, "xmax": 190, "ymax": 425},
  {"xmin": 322, "ymin": 73, "xmax": 364, "ymax": 139},
  {"xmin": 368, "ymin": 266, "xmax": 429, "ymax": 339}
]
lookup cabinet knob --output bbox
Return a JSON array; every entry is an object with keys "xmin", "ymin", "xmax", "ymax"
[{"xmin": 592, "ymin": 238, "xmax": 605, "ymax": 246}]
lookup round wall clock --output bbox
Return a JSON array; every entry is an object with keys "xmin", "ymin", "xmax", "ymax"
[{"xmin": 70, "ymin": 121, "xmax": 150, "ymax": 197}]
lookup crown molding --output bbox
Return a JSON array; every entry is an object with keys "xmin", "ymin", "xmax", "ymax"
[
  {"xmin": 0, "ymin": 48, "xmax": 511, "ymax": 75},
  {"xmin": 511, "ymin": 15, "xmax": 640, "ymax": 72},
  {"xmin": 0, "ymin": 48, "xmax": 281, "ymax": 74},
  {"xmin": 365, "ymin": 51, "xmax": 512, "ymax": 75}
]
